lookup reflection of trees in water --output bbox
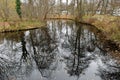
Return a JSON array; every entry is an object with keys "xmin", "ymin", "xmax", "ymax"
[
  {"xmin": 64, "ymin": 23, "xmax": 96, "ymax": 77},
  {"xmin": 0, "ymin": 32, "xmax": 34, "ymax": 80},
  {"xmin": 0, "ymin": 61, "xmax": 8, "ymax": 80},
  {"xmin": 21, "ymin": 34, "xmax": 30, "ymax": 61},
  {"xmin": 1, "ymin": 20, "xmax": 120, "ymax": 80},
  {"xmin": 0, "ymin": 25, "xmax": 58, "ymax": 80},
  {"xmin": 98, "ymin": 56, "xmax": 120, "ymax": 80},
  {"xmin": 48, "ymin": 21, "xmax": 98, "ymax": 78},
  {"xmin": 28, "ymin": 26, "xmax": 57, "ymax": 78}
]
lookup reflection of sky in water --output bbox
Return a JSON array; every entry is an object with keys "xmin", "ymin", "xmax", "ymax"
[{"xmin": 0, "ymin": 20, "xmax": 120, "ymax": 80}]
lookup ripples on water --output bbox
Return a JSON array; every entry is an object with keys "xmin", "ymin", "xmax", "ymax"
[{"xmin": 0, "ymin": 20, "xmax": 120, "ymax": 80}]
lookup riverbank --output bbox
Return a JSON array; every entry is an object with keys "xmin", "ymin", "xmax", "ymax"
[
  {"xmin": 0, "ymin": 20, "xmax": 46, "ymax": 33},
  {"xmin": 0, "ymin": 15, "xmax": 120, "ymax": 52},
  {"xmin": 82, "ymin": 15, "xmax": 120, "ymax": 52},
  {"xmin": 83, "ymin": 15, "xmax": 120, "ymax": 42}
]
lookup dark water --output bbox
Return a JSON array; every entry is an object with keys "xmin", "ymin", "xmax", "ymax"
[{"xmin": 0, "ymin": 20, "xmax": 120, "ymax": 80}]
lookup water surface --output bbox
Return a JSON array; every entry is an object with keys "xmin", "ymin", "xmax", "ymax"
[{"xmin": 0, "ymin": 20, "xmax": 120, "ymax": 80}]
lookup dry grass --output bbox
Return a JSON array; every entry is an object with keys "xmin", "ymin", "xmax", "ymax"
[
  {"xmin": 0, "ymin": 20, "xmax": 45, "ymax": 32},
  {"xmin": 83, "ymin": 15, "xmax": 120, "ymax": 42}
]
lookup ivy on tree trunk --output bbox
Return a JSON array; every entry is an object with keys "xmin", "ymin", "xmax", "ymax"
[{"xmin": 16, "ymin": 0, "xmax": 22, "ymax": 19}]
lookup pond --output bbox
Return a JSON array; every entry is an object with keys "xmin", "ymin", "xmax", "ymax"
[{"xmin": 0, "ymin": 20, "xmax": 120, "ymax": 80}]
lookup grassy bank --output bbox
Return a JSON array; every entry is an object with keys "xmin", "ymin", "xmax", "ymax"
[
  {"xmin": 83, "ymin": 15, "xmax": 120, "ymax": 43},
  {"xmin": 0, "ymin": 20, "xmax": 46, "ymax": 32}
]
